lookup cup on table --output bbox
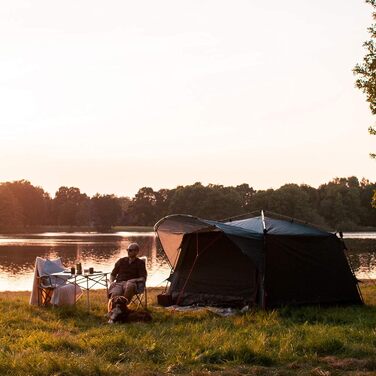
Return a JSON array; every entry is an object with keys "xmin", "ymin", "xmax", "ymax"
[
  {"xmin": 70, "ymin": 267, "xmax": 75, "ymax": 275},
  {"xmin": 89, "ymin": 267, "xmax": 94, "ymax": 274},
  {"xmin": 76, "ymin": 263, "xmax": 82, "ymax": 274}
]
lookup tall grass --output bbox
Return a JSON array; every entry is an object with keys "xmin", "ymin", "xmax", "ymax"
[{"xmin": 0, "ymin": 284, "xmax": 375, "ymax": 375}]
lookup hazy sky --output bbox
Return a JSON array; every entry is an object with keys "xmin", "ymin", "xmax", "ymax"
[{"xmin": 1, "ymin": 0, "xmax": 375, "ymax": 198}]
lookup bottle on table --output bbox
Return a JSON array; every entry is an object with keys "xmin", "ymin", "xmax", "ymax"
[{"xmin": 76, "ymin": 262, "xmax": 82, "ymax": 275}]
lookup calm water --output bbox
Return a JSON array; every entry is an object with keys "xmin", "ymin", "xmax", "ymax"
[
  {"xmin": 0, "ymin": 232, "xmax": 375, "ymax": 291},
  {"xmin": 0, "ymin": 232, "xmax": 171, "ymax": 291}
]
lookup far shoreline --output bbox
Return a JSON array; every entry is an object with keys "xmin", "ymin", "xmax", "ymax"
[
  {"xmin": 0, "ymin": 225, "xmax": 154, "ymax": 234},
  {"xmin": 2, "ymin": 225, "xmax": 376, "ymax": 235}
]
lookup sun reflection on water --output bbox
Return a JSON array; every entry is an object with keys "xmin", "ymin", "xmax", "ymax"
[{"xmin": 0, "ymin": 232, "xmax": 170, "ymax": 291}]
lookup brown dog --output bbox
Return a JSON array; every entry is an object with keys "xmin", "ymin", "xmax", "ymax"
[{"xmin": 107, "ymin": 295, "xmax": 152, "ymax": 324}]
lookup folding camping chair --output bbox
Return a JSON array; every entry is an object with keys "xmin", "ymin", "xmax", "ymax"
[
  {"xmin": 30, "ymin": 257, "xmax": 81, "ymax": 306},
  {"xmin": 38, "ymin": 273, "xmax": 58, "ymax": 306},
  {"xmin": 129, "ymin": 256, "xmax": 148, "ymax": 310}
]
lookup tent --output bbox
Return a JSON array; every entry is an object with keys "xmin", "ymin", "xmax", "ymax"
[{"xmin": 154, "ymin": 211, "xmax": 363, "ymax": 308}]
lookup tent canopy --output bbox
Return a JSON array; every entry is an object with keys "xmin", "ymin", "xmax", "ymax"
[
  {"xmin": 227, "ymin": 215, "xmax": 330, "ymax": 236},
  {"xmin": 154, "ymin": 213, "xmax": 330, "ymax": 267},
  {"xmin": 154, "ymin": 212, "xmax": 362, "ymax": 308}
]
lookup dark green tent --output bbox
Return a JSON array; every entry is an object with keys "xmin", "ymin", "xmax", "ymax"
[{"xmin": 154, "ymin": 212, "xmax": 363, "ymax": 308}]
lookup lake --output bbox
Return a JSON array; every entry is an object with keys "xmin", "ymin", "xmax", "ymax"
[{"xmin": 0, "ymin": 232, "xmax": 375, "ymax": 291}]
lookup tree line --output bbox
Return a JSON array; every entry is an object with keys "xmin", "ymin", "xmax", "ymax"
[{"xmin": 0, "ymin": 177, "xmax": 375, "ymax": 232}]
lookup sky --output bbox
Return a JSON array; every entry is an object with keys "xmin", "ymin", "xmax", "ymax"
[{"xmin": 0, "ymin": 0, "xmax": 375, "ymax": 198}]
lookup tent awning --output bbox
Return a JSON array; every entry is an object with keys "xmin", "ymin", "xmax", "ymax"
[{"xmin": 154, "ymin": 214, "xmax": 263, "ymax": 266}]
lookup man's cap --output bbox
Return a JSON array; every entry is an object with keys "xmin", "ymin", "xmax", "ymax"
[{"xmin": 127, "ymin": 242, "xmax": 140, "ymax": 252}]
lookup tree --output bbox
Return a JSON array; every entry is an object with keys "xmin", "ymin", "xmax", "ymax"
[
  {"xmin": 235, "ymin": 183, "xmax": 256, "ymax": 211},
  {"xmin": 318, "ymin": 177, "xmax": 364, "ymax": 230},
  {"xmin": 4, "ymin": 180, "xmax": 50, "ymax": 226},
  {"xmin": 250, "ymin": 184, "xmax": 326, "ymax": 226},
  {"xmin": 354, "ymin": 0, "xmax": 376, "ymax": 158},
  {"xmin": 91, "ymin": 194, "xmax": 122, "ymax": 231},
  {"xmin": 354, "ymin": 0, "xmax": 376, "ymax": 204},
  {"xmin": 155, "ymin": 188, "xmax": 176, "ymax": 219},
  {"xmin": 359, "ymin": 178, "xmax": 376, "ymax": 222},
  {"xmin": 117, "ymin": 196, "xmax": 132, "ymax": 225},
  {"xmin": 125, "ymin": 187, "xmax": 159, "ymax": 226},
  {"xmin": 0, "ymin": 185, "xmax": 23, "ymax": 231},
  {"xmin": 53, "ymin": 186, "xmax": 89, "ymax": 226}
]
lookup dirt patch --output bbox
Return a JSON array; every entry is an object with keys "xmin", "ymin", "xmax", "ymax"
[{"xmin": 320, "ymin": 356, "xmax": 375, "ymax": 371}]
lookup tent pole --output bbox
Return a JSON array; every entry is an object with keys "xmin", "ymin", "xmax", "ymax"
[
  {"xmin": 261, "ymin": 210, "xmax": 266, "ymax": 232},
  {"xmin": 260, "ymin": 210, "xmax": 267, "ymax": 309}
]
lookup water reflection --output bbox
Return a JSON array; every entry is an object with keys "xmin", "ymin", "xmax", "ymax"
[
  {"xmin": 344, "ymin": 238, "xmax": 376, "ymax": 279},
  {"xmin": 346, "ymin": 251, "xmax": 376, "ymax": 279},
  {"xmin": 0, "ymin": 232, "xmax": 375, "ymax": 291},
  {"xmin": 0, "ymin": 232, "xmax": 171, "ymax": 291}
]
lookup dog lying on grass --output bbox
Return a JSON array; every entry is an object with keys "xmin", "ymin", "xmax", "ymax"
[{"xmin": 107, "ymin": 295, "xmax": 152, "ymax": 324}]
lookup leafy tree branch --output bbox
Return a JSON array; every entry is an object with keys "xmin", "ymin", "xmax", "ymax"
[{"xmin": 354, "ymin": 0, "xmax": 376, "ymax": 159}]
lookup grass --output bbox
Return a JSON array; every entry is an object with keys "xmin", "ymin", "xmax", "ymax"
[{"xmin": 0, "ymin": 283, "xmax": 375, "ymax": 375}]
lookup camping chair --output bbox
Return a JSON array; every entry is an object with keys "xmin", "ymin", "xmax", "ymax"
[
  {"xmin": 129, "ymin": 256, "xmax": 148, "ymax": 310},
  {"xmin": 30, "ymin": 257, "xmax": 82, "ymax": 306}
]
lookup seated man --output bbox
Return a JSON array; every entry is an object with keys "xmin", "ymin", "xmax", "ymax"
[{"xmin": 108, "ymin": 242, "xmax": 147, "ymax": 302}]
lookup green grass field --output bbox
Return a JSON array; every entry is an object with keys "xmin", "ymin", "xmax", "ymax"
[{"xmin": 0, "ymin": 283, "xmax": 375, "ymax": 376}]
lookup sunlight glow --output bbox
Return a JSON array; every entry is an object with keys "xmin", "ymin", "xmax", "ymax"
[{"xmin": 0, "ymin": 0, "xmax": 374, "ymax": 196}]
